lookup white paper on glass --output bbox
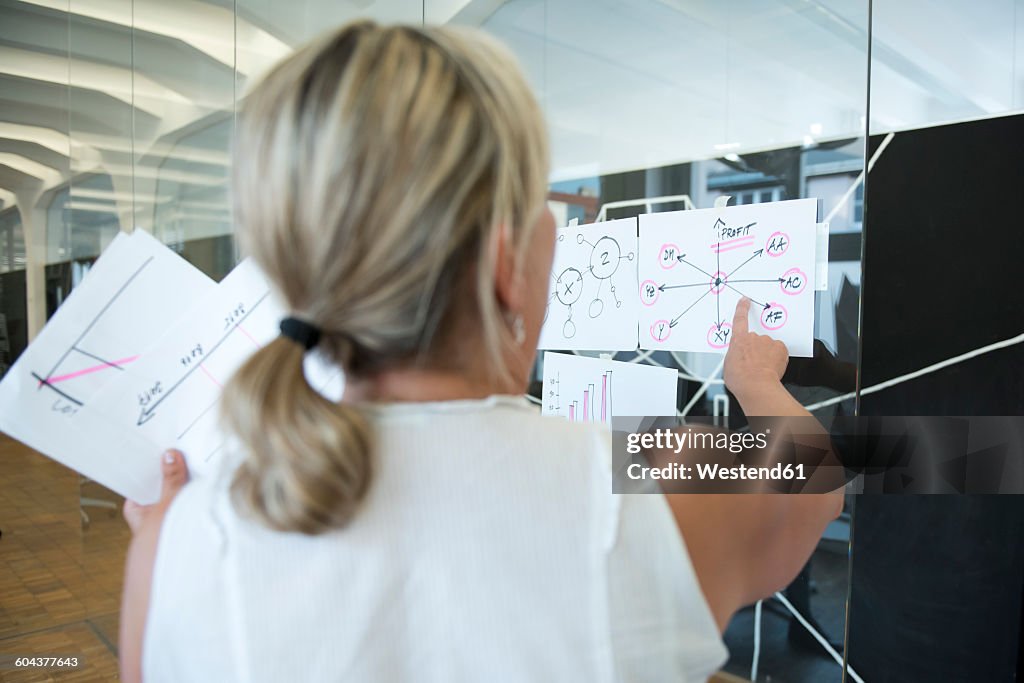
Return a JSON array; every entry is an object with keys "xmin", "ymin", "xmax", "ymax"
[
  {"xmin": 637, "ymin": 198, "xmax": 817, "ymax": 356},
  {"xmin": 538, "ymin": 217, "xmax": 639, "ymax": 351},
  {"xmin": 540, "ymin": 351, "xmax": 678, "ymax": 427}
]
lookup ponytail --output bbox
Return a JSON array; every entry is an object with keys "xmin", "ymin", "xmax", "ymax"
[
  {"xmin": 226, "ymin": 22, "xmax": 549, "ymax": 533},
  {"xmin": 221, "ymin": 337, "xmax": 372, "ymax": 535}
]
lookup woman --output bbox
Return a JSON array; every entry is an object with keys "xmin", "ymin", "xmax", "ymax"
[{"xmin": 120, "ymin": 21, "xmax": 841, "ymax": 682}]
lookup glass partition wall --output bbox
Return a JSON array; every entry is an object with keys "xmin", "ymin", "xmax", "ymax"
[
  {"xmin": 451, "ymin": 3, "xmax": 869, "ymax": 680},
  {"xmin": 849, "ymin": 2, "xmax": 1024, "ymax": 681},
  {"xmin": 1, "ymin": 1, "xmax": 876, "ymax": 679}
]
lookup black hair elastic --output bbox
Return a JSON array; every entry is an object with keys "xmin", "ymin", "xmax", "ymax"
[{"xmin": 279, "ymin": 317, "xmax": 321, "ymax": 351}]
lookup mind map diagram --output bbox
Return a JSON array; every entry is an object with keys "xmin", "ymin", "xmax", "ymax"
[
  {"xmin": 537, "ymin": 217, "xmax": 640, "ymax": 351},
  {"xmin": 637, "ymin": 199, "xmax": 817, "ymax": 356}
]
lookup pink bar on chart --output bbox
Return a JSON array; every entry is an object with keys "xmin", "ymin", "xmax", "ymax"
[
  {"xmin": 601, "ymin": 375, "xmax": 607, "ymax": 423},
  {"xmin": 583, "ymin": 390, "xmax": 589, "ymax": 423},
  {"xmin": 569, "ymin": 404, "xmax": 575, "ymax": 422}
]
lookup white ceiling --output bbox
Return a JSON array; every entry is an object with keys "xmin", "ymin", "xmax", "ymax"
[
  {"xmin": 0, "ymin": 0, "xmax": 1020, "ymax": 213},
  {"xmin": 475, "ymin": 0, "xmax": 1023, "ymax": 180}
]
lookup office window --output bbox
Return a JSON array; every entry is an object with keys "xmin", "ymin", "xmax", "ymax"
[{"xmin": 736, "ymin": 186, "xmax": 783, "ymax": 205}]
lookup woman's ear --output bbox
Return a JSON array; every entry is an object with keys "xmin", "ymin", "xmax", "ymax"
[{"xmin": 492, "ymin": 222, "xmax": 524, "ymax": 314}]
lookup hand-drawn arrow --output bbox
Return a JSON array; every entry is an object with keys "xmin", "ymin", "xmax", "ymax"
[
  {"xmin": 724, "ymin": 284, "xmax": 772, "ymax": 310},
  {"xmin": 675, "ymin": 253, "xmax": 716, "ymax": 279},
  {"xmin": 716, "ymin": 245, "xmax": 721, "ymax": 328},
  {"xmin": 725, "ymin": 249, "xmax": 765, "ymax": 279},
  {"xmin": 658, "ymin": 282, "xmax": 709, "ymax": 292},
  {"xmin": 136, "ymin": 291, "xmax": 270, "ymax": 426},
  {"xmin": 669, "ymin": 288, "xmax": 714, "ymax": 328}
]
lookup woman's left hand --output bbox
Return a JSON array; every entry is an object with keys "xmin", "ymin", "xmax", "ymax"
[{"xmin": 123, "ymin": 449, "xmax": 189, "ymax": 534}]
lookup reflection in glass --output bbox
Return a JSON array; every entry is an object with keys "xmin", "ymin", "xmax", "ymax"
[{"xmin": 449, "ymin": 2, "xmax": 869, "ymax": 679}]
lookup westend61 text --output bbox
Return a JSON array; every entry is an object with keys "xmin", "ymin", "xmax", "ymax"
[{"xmin": 627, "ymin": 462, "xmax": 808, "ymax": 481}]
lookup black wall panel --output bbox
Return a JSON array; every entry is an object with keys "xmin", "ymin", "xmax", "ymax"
[{"xmin": 850, "ymin": 115, "xmax": 1024, "ymax": 681}]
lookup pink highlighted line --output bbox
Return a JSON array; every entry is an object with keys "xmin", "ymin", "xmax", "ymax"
[
  {"xmin": 236, "ymin": 324, "xmax": 263, "ymax": 349},
  {"xmin": 41, "ymin": 355, "xmax": 139, "ymax": 386},
  {"xmin": 713, "ymin": 235, "xmax": 756, "ymax": 249},
  {"xmin": 199, "ymin": 364, "xmax": 223, "ymax": 388},
  {"xmin": 711, "ymin": 238, "xmax": 755, "ymax": 253}
]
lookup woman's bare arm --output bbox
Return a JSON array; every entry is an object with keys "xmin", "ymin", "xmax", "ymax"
[
  {"xmin": 120, "ymin": 451, "xmax": 189, "ymax": 683},
  {"xmin": 666, "ymin": 299, "xmax": 843, "ymax": 631}
]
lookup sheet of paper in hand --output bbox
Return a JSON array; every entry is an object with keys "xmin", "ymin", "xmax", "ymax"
[{"xmin": 0, "ymin": 230, "xmax": 214, "ymax": 501}]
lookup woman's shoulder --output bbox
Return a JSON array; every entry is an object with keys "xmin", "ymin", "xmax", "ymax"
[{"xmin": 366, "ymin": 394, "xmax": 612, "ymax": 454}]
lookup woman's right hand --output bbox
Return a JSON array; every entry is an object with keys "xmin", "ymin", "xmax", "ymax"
[
  {"xmin": 723, "ymin": 297, "xmax": 790, "ymax": 401},
  {"xmin": 122, "ymin": 449, "xmax": 189, "ymax": 535}
]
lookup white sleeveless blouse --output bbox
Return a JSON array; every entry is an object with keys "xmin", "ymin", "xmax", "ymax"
[{"xmin": 143, "ymin": 396, "xmax": 726, "ymax": 682}]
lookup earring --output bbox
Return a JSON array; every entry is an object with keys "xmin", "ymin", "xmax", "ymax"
[{"xmin": 512, "ymin": 313, "xmax": 526, "ymax": 346}]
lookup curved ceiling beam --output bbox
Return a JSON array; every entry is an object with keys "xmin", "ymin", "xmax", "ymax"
[
  {"xmin": 19, "ymin": 0, "xmax": 289, "ymax": 74},
  {"xmin": 0, "ymin": 46, "xmax": 194, "ymax": 117}
]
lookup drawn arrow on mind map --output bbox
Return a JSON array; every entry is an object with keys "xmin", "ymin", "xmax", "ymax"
[
  {"xmin": 675, "ymin": 253, "xmax": 716, "ymax": 279},
  {"xmin": 724, "ymin": 283, "xmax": 772, "ymax": 310},
  {"xmin": 725, "ymin": 249, "xmax": 765, "ymax": 279},
  {"xmin": 658, "ymin": 282, "xmax": 710, "ymax": 292},
  {"xmin": 669, "ymin": 288, "xmax": 714, "ymax": 328}
]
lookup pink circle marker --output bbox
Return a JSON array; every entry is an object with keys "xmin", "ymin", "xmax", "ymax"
[
  {"xmin": 709, "ymin": 270, "xmax": 727, "ymax": 294},
  {"xmin": 640, "ymin": 279, "xmax": 660, "ymax": 306},
  {"xmin": 707, "ymin": 322, "xmax": 733, "ymax": 349},
  {"xmin": 658, "ymin": 243, "xmax": 680, "ymax": 270},
  {"xmin": 651, "ymin": 319, "xmax": 671, "ymax": 343},
  {"xmin": 780, "ymin": 267, "xmax": 808, "ymax": 295},
  {"xmin": 766, "ymin": 231, "xmax": 790, "ymax": 257},
  {"xmin": 761, "ymin": 302, "xmax": 788, "ymax": 330}
]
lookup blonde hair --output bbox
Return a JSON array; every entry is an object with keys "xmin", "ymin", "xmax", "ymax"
[{"xmin": 222, "ymin": 21, "xmax": 550, "ymax": 534}]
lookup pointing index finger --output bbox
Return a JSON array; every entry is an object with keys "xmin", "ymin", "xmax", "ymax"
[{"xmin": 732, "ymin": 297, "xmax": 750, "ymax": 335}]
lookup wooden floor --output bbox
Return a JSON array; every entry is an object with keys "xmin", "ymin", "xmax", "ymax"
[{"xmin": 0, "ymin": 434, "xmax": 129, "ymax": 682}]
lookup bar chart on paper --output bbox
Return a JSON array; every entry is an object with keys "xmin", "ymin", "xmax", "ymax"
[
  {"xmin": 548, "ymin": 367, "xmax": 615, "ymax": 427},
  {"xmin": 540, "ymin": 352, "xmax": 678, "ymax": 427}
]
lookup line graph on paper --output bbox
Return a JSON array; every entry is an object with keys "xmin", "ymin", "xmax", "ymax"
[
  {"xmin": 92, "ymin": 260, "xmax": 283, "ymax": 469},
  {"xmin": 30, "ymin": 257, "xmax": 154, "ymax": 408},
  {"xmin": 0, "ymin": 230, "xmax": 215, "ymax": 503},
  {"xmin": 133, "ymin": 289, "xmax": 272, "ymax": 430},
  {"xmin": 92, "ymin": 258, "xmax": 344, "ymax": 476},
  {"xmin": 0, "ymin": 231, "xmax": 213, "ymax": 417}
]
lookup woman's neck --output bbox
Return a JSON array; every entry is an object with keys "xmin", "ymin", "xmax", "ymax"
[{"xmin": 343, "ymin": 367, "xmax": 522, "ymax": 404}]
